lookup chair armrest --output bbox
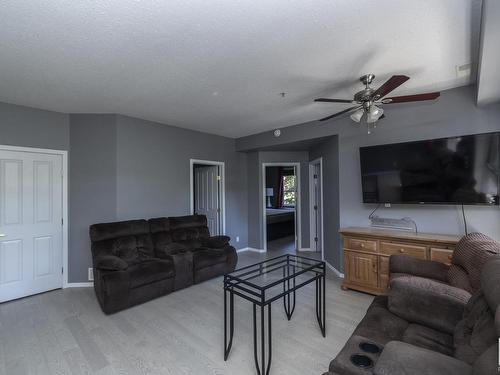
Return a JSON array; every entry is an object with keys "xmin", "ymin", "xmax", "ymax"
[
  {"xmin": 374, "ymin": 341, "xmax": 472, "ymax": 375},
  {"xmin": 94, "ymin": 255, "xmax": 128, "ymax": 271},
  {"xmin": 388, "ymin": 275, "xmax": 471, "ymax": 334},
  {"xmin": 202, "ymin": 235, "xmax": 231, "ymax": 249},
  {"xmin": 390, "ymin": 255, "xmax": 449, "ymax": 282},
  {"xmin": 155, "ymin": 242, "xmax": 188, "ymax": 258}
]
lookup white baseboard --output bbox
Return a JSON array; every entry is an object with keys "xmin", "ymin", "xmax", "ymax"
[
  {"xmin": 64, "ymin": 282, "xmax": 93, "ymax": 288},
  {"xmin": 237, "ymin": 247, "xmax": 266, "ymax": 253},
  {"xmin": 325, "ymin": 261, "xmax": 344, "ymax": 278},
  {"xmin": 298, "ymin": 247, "xmax": 314, "ymax": 252}
]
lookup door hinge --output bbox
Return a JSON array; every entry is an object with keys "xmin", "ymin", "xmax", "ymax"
[
  {"xmin": 314, "ymin": 237, "xmax": 318, "ymax": 242},
  {"xmin": 313, "ymin": 174, "xmax": 318, "ymax": 179},
  {"xmin": 217, "ymin": 175, "xmax": 221, "ymax": 181}
]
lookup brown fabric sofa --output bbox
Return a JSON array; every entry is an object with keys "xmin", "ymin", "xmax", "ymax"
[
  {"xmin": 90, "ymin": 214, "xmax": 237, "ymax": 314},
  {"xmin": 324, "ymin": 234, "xmax": 500, "ymax": 375}
]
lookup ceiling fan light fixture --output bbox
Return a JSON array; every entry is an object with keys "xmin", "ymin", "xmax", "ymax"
[
  {"xmin": 350, "ymin": 108, "xmax": 364, "ymax": 123},
  {"xmin": 366, "ymin": 105, "xmax": 384, "ymax": 123}
]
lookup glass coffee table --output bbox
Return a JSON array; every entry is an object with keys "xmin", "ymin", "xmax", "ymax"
[{"xmin": 223, "ymin": 254, "xmax": 326, "ymax": 375}]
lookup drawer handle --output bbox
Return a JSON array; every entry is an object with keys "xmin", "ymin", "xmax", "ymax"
[
  {"xmin": 399, "ymin": 249, "xmax": 405, "ymax": 253},
  {"xmin": 448, "ymin": 255, "xmax": 452, "ymax": 260},
  {"xmin": 360, "ymin": 243, "xmax": 365, "ymax": 248}
]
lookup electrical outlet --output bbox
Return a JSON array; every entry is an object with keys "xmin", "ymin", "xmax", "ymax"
[
  {"xmin": 88, "ymin": 268, "xmax": 94, "ymax": 281},
  {"xmin": 236, "ymin": 236, "xmax": 240, "ymax": 242},
  {"xmin": 384, "ymin": 203, "xmax": 391, "ymax": 208}
]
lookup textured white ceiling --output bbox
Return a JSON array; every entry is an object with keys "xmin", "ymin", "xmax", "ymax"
[{"xmin": 0, "ymin": 0, "xmax": 482, "ymax": 137}]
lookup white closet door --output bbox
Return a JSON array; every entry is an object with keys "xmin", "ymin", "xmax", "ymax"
[{"xmin": 0, "ymin": 149, "xmax": 63, "ymax": 302}]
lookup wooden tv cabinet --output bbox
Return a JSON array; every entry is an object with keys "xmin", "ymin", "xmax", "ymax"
[{"xmin": 340, "ymin": 227, "xmax": 461, "ymax": 295}]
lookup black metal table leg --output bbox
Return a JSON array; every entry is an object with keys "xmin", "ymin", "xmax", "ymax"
[
  {"xmin": 224, "ymin": 278, "xmax": 234, "ymax": 360},
  {"xmin": 282, "ymin": 263, "xmax": 296, "ymax": 320},
  {"xmin": 315, "ymin": 272, "xmax": 326, "ymax": 337},
  {"xmin": 253, "ymin": 303, "xmax": 272, "ymax": 375}
]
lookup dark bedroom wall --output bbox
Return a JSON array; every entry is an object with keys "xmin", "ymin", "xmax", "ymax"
[{"xmin": 246, "ymin": 150, "xmax": 310, "ymax": 249}]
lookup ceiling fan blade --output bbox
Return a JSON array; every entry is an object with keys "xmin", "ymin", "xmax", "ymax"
[
  {"xmin": 314, "ymin": 98, "xmax": 356, "ymax": 104},
  {"xmin": 371, "ymin": 75, "xmax": 410, "ymax": 100},
  {"xmin": 318, "ymin": 106, "xmax": 361, "ymax": 122},
  {"xmin": 383, "ymin": 92, "xmax": 441, "ymax": 104}
]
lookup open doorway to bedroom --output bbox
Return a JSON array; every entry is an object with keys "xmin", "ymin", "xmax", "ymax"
[{"xmin": 263, "ymin": 163, "xmax": 300, "ymax": 253}]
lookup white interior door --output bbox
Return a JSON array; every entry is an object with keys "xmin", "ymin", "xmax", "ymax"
[
  {"xmin": 0, "ymin": 149, "xmax": 63, "ymax": 302},
  {"xmin": 194, "ymin": 165, "xmax": 221, "ymax": 235},
  {"xmin": 311, "ymin": 162, "xmax": 323, "ymax": 253}
]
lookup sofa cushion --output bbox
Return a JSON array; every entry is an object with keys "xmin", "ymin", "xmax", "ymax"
[
  {"xmin": 169, "ymin": 214, "xmax": 208, "ymax": 230},
  {"xmin": 128, "ymin": 259, "xmax": 174, "ymax": 289},
  {"xmin": 454, "ymin": 290, "xmax": 498, "ymax": 364},
  {"xmin": 193, "ymin": 248, "xmax": 227, "ymax": 270},
  {"xmin": 352, "ymin": 296, "xmax": 409, "ymax": 345},
  {"xmin": 90, "ymin": 219, "xmax": 150, "ymax": 242},
  {"xmin": 94, "ymin": 255, "xmax": 128, "ymax": 271},
  {"xmin": 481, "ymin": 255, "xmax": 500, "ymax": 314},
  {"xmin": 389, "ymin": 275, "xmax": 470, "ymax": 334},
  {"xmin": 374, "ymin": 341, "xmax": 472, "ymax": 375},
  {"xmin": 448, "ymin": 233, "xmax": 500, "ymax": 292},
  {"xmin": 202, "ymin": 235, "xmax": 231, "ymax": 249},
  {"xmin": 402, "ymin": 323, "xmax": 454, "ymax": 356},
  {"xmin": 472, "ymin": 344, "xmax": 498, "ymax": 375}
]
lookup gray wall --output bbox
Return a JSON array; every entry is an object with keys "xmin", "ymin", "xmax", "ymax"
[
  {"xmin": 115, "ymin": 115, "xmax": 248, "ymax": 249},
  {"xmin": 69, "ymin": 114, "xmax": 117, "ymax": 283},
  {"xmin": 246, "ymin": 151, "xmax": 310, "ymax": 249},
  {"xmin": 0, "ymin": 102, "xmax": 69, "ymax": 150},
  {"xmin": 309, "ymin": 137, "xmax": 340, "ymax": 268},
  {"xmin": 236, "ymin": 86, "xmax": 500, "ymax": 271},
  {"xmin": 477, "ymin": 0, "xmax": 500, "ymax": 105}
]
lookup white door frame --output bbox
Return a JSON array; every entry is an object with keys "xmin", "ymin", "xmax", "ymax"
[
  {"xmin": 189, "ymin": 159, "xmax": 226, "ymax": 234},
  {"xmin": 309, "ymin": 158, "xmax": 324, "ymax": 261},
  {"xmin": 262, "ymin": 162, "xmax": 301, "ymax": 252},
  {"xmin": 0, "ymin": 145, "xmax": 69, "ymax": 288}
]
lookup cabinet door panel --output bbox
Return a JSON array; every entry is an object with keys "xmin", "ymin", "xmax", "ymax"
[{"xmin": 345, "ymin": 250, "xmax": 378, "ymax": 288}]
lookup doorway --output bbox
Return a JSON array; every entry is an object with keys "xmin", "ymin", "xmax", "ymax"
[
  {"xmin": 0, "ymin": 145, "xmax": 68, "ymax": 302},
  {"xmin": 190, "ymin": 159, "xmax": 225, "ymax": 235},
  {"xmin": 309, "ymin": 158, "xmax": 324, "ymax": 258},
  {"xmin": 262, "ymin": 163, "xmax": 301, "ymax": 253}
]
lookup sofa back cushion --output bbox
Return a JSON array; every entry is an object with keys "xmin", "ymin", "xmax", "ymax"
[
  {"xmin": 448, "ymin": 233, "xmax": 500, "ymax": 292},
  {"xmin": 170, "ymin": 215, "xmax": 210, "ymax": 250},
  {"xmin": 90, "ymin": 220, "xmax": 154, "ymax": 264},
  {"xmin": 149, "ymin": 217, "xmax": 174, "ymax": 255},
  {"xmin": 454, "ymin": 255, "xmax": 500, "ymax": 365}
]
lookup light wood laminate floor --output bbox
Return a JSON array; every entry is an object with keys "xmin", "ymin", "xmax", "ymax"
[{"xmin": 0, "ymin": 249, "xmax": 373, "ymax": 375}]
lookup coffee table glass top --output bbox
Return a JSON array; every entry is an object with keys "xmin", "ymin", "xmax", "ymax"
[{"xmin": 224, "ymin": 254, "xmax": 324, "ymax": 305}]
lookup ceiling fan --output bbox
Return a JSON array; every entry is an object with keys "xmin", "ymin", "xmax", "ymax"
[{"xmin": 314, "ymin": 74, "xmax": 440, "ymax": 133}]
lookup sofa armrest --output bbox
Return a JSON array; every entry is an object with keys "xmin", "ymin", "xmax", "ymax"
[
  {"xmin": 390, "ymin": 255, "xmax": 449, "ymax": 282},
  {"xmin": 161, "ymin": 251, "xmax": 194, "ymax": 290},
  {"xmin": 202, "ymin": 235, "xmax": 231, "ymax": 249},
  {"xmin": 94, "ymin": 255, "xmax": 128, "ymax": 271},
  {"xmin": 388, "ymin": 275, "xmax": 471, "ymax": 334},
  {"xmin": 155, "ymin": 242, "xmax": 188, "ymax": 258},
  {"xmin": 374, "ymin": 341, "xmax": 472, "ymax": 375}
]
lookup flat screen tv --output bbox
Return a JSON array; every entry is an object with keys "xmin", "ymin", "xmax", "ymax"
[{"xmin": 360, "ymin": 132, "xmax": 500, "ymax": 205}]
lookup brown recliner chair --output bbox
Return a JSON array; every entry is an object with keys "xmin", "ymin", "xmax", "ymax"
[
  {"xmin": 327, "ymin": 234, "xmax": 500, "ymax": 375},
  {"xmin": 388, "ymin": 232, "xmax": 500, "ymax": 332}
]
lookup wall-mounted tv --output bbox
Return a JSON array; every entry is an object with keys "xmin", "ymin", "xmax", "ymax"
[{"xmin": 360, "ymin": 132, "xmax": 500, "ymax": 205}]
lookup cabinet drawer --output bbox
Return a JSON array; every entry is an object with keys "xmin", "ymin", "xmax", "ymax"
[
  {"xmin": 430, "ymin": 247, "xmax": 453, "ymax": 265},
  {"xmin": 380, "ymin": 241, "xmax": 426, "ymax": 259},
  {"xmin": 346, "ymin": 237, "xmax": 377, "ymax": 252}
]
